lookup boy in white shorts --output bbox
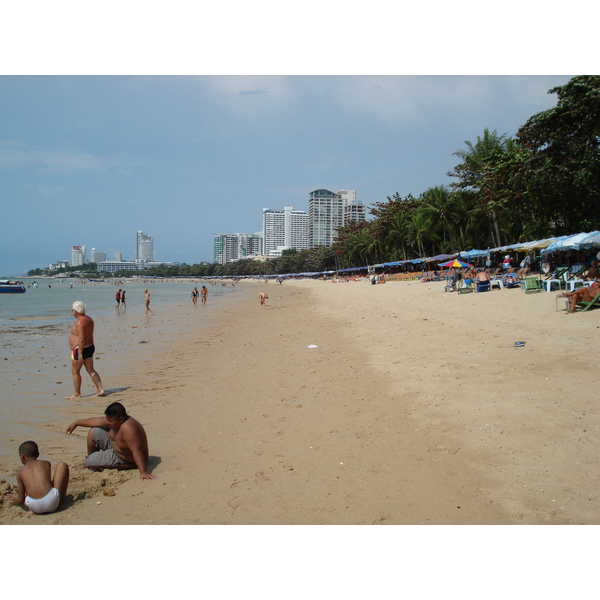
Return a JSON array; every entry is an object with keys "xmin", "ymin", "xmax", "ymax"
[{"xmin": 6, "ymin": 441, "xmax": 69, "ymax": 515}]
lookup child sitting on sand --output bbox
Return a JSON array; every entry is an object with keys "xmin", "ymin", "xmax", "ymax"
[{"xmin": 6, "ymin": 441, "xmax": 69, "ymax": 515}]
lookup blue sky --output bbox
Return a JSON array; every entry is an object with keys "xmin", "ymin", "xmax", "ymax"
[{"xmin": 0, "ymin": 75, "xmax": 575, "ymax": 275}]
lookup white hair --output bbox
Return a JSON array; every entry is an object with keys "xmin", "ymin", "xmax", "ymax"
[{"xmin": 72, "ymin": 300, "xmax": 86, "ymax": 314}]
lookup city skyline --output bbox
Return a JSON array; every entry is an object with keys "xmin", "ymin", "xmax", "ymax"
[{"xmin": 1, "ymin": 75, "xmax": 575, "ymax": 276}]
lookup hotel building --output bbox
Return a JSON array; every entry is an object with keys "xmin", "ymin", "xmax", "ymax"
[
  {"xmin": 90, "ymin": 248, "xmax": 107, "ymax": 263},
  {"xmin": 262, "ymin": 205, "xmax": 310, "ymax": 257},
  {"xmin": 308, "ymin": 189, "xmax": 366, "ymax": 248},
  {"xmin": 137, "ymin": 230, "xmax": 154, "ymax": 261},
  {"xmin": 71, "ymin": 245, "xmax": 86, "ymax": 266},
  {"xmin": 214, "ymin": 233, "xmax": 263, "ymax": 264}
]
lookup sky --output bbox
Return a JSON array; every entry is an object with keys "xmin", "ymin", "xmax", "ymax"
[{"xmin": 0, "ymin": 74, "xmax": 576, "ymax": 275}]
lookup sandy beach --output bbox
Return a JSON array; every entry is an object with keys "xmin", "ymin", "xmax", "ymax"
[{"xmin": 1, "ymin": 277, "xmax": 599, "ymax": 525}]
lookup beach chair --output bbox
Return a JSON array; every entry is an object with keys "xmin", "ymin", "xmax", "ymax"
[
  {"xmin": 522, "ymin": 276, "xmax": 542, "ymax": 294},
  {"xmin": 576, "ymin": 293, "xmax": 600, "ymax": 312},
  {"xmin": 562, "ymin": 266, "xmax": 587, "ymax": 291},
  {"xmin": 456, "ymin": 279, "xmax": 473, "ymax": 293},
  {"xmin": 543, "ymin": 266, "xmax": 569, "ymax": 292},
  {"xmin": 476, "ymin": 279, "xmax": 491, "ymax": 293},
  {"xmin": 502, "ymin": 273, "xmax": 521, "ymax": 289}
]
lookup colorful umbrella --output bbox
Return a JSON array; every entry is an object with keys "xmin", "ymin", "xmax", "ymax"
[{"xmin": 438, "ymin": 259, "xmax": 474, "ymax": 268}]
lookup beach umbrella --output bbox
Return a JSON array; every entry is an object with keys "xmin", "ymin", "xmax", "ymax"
[
  {"xmin": 544, "ymin": 234, "xmax": 582, "ymax": 253},
  {"xmin": 428, "ymin": 253, "xmax": 457, "ymax": 261},
  {"xmin": 579, "ymin": 231, "xmax": 600, "ymax": 249},
  {"xmin": 558, "ymin": 232, "xmax": 590, "ymax": 250},
  {"xmin": 460, "ymin": 249, "xmax": 490, "ymax": 258},
  {"xmin": 438, "ymin": 258, "xmax": 474, "ymax": 268}
]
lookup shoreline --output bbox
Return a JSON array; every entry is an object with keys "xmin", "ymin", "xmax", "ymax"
[{"xmin": 1, "ymin": 278, "xmax": 599, "ymax": 524}]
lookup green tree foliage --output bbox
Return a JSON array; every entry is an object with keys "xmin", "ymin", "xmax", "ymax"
[
  {"xmin": 513, "ymin": 75, "xmax": 600, "ymax": 235},
  {"xmin": 449, "ymin": 128, "xmax": 515, "ymax": 247}
]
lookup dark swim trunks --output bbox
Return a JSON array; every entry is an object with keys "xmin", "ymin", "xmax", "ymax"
[{"xmin": 71, "ymin": 344, "xmax": 95, "ymax": 361}]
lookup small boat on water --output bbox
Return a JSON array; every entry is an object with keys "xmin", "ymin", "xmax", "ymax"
[{"xmin": 0, "ymin": 279, "xmax": 26, "ymax": 293}]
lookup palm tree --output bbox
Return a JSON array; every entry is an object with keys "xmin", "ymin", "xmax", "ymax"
[
  {"xmin": 419, "ymin": 185, "xmax": 460, "ymax": 252},
  {"xmin": 385, "ymin": 209, "xmax": 411, "ymax": 260},
  {"xmin": 451, "ymin": 128, "xmax": 513, "ymax": 247},
  {"xmin": 409, "ymin": 209, "xmax": 438, "ymax": 258}
]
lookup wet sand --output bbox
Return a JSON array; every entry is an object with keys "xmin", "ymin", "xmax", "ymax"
[{"xmin": 1, "ymin": 278, "xmax": 599, "ymax": 525}]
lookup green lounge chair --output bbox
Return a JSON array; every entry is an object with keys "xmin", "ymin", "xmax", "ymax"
[
  {"xmin": 523, "ymin": 276, "xmax": 542, "ymax": 294},
  {"xmin": 544, "ymin": 266, "xmax": 569, "ymax": 292},
  {"xmin": 456, "ymin": 279, "xmax": 473, "ymax": 294},
  {"xmin": 576, "ymin": 292, "xmax": 600, "ymax": 312}
]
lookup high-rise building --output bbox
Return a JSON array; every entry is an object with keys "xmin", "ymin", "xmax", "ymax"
[
  {"xmin": 308, "ymin": 189, "xmax": 365, "ymax": 248},
  {"xmin": 71, "ymin": 245, "xmax": 86, "ymax": 266},
  {"xmin": 339, "ymin": 189, "xmax": 366, "ymax": 225},
  {"xmin": 90, "ymin": 248, "xmax": 107, "ymax": 263},
  {"xmin": 308, "ymin": 189, "xmax": 344, "ymax": 248},
  {"xmin": 262, "ymin": 205, "xmax": 310, "ymax": 257},
  {"xmin": 214, "ymin": 233, "xmax": 262, "ymax": 264},
  {"xmin": 114, "ymin": 251, "xmax": 123, "ymax": 261},
  {"xmin": 137, "ymin": 230, "xmax": 154, "ymax": 261}
]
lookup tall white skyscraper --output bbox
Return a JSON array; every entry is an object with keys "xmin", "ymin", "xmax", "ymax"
[
  {"xmin": 308, "ymin": 189, "xmax": 365, "ymax": 248},
  {"xmin": 137, "ymin": 230, "xmax": 154, "ymax": 261},
  {"xmin": 71, "ymin": 245, "xmax": 86, "ymax": 266},
  {"xmin": 262, "ymin": 205, "xmax": 310, "ymax": 257},
  {"xmin": 308, "ymin": 189, "xmax": 344, "ymax": 248}
]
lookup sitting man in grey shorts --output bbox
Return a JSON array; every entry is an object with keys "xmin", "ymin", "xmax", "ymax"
[{"xmin": 66, "ymin": 402, "xmax": 156, "ymax": 480}]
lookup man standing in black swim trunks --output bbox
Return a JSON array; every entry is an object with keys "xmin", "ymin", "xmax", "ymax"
[{"xmin": 66, "ymin": 300, "xmax": 105, "ymax": 399}]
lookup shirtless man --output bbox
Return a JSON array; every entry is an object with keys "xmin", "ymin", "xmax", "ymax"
[
  {"xmin": 258, "ymin": 292, "xmax": 268, "ymax": 306},
  {"xmin": 585, "ymin": 260, "xmax": 599, "ymax": 280},
  {"xmin": 6, "ymin": 440, "xmax": 69, "ymax": 515},
  {"xmin": 201, "ymin": 285, "xmax": 208, "ymax": 305},
  {"xmin": 67, "ymin": 300, "xmax": 105, "ymax": 399},
  {"xmin": 562, "ymin": 279, "xmax": 600, "ymax": 313},
  {"xmin": 66, "ymin": 402, "xmax": 156, "ymax": 480}
]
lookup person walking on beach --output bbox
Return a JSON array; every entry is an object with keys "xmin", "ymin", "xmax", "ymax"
[
  {"xmin": 67, "ymin": 300, "xmax": 105, "ymax": 399},
  {"xmin": 120, "ymin": 289, "xmax": 126, "ymax": 307},
  {"xmin": 66, "ymin": 402, "xmax": 156, "ymax": 481},
  {"xmin": 115, "ymin": 289, "xmax": 122, "ymax": 308},
  {"xmin": 144, "ymin": 289, "xmax": 154, "ymax": 315},
  {"xmin": 6, "ymin": 440, "xmax": 69, "ymax": 515},
  {"xmin": 191, "ymin": 287, "xmax": 199, "ymax": 305},
  {"xmin": 201, "ymin": 285, "xmax": 208, "ymax": 305}
]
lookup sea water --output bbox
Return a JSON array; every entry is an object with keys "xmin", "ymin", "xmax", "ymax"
[{"xmin": 0, "ymin": 278, "xmax": 241, "ymax": 468}]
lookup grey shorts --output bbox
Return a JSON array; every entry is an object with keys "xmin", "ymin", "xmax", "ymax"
[{"xmin": 85, "ymin": 427, "xmax": 126, "ymax": 468}]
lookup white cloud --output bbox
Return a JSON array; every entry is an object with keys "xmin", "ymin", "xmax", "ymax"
[
  {"xmin": 0, "ymin": 146, "xmax": 104, "ymax": 172},
  {"xmin": 37, "ymin": 185, "xmax": 65, "ymax": 196},
  {"xmin": 35, "ymin": 150, "xmax": 104, "ymax": 173},
  {"xmin": 0, "ymin": 145, "xmax": 150, "ymax": 174}
]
